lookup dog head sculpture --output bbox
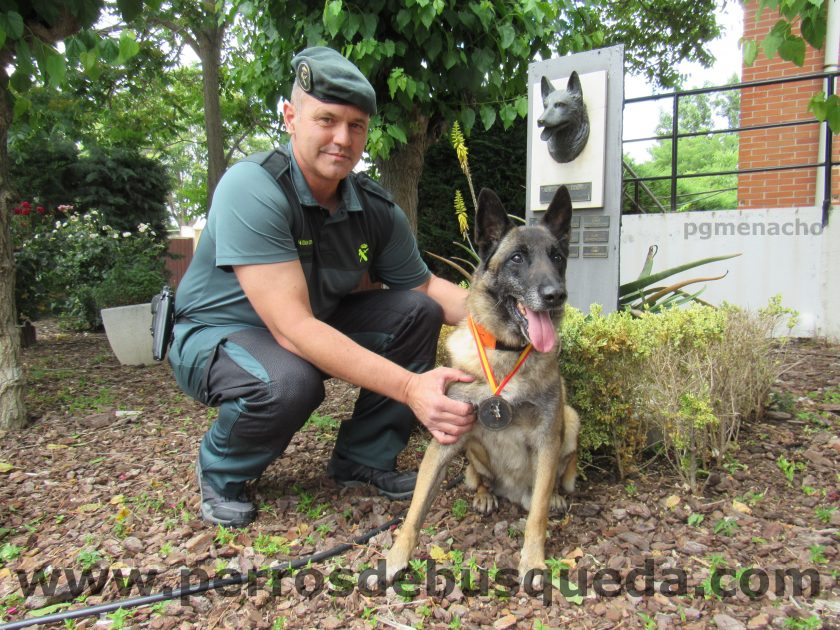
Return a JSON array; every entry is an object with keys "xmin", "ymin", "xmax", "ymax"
[{"xmin": 537, "ymin": 71, "xmax": 590, "ymax": 164}]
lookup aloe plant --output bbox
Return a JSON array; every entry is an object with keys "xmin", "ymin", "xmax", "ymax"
[
  {"xmin": 620, "ymin": 245, "xmax": 741, "ymax": 313},
  {"xmin": 427, "ymin": 122, "xmax": 522, "ymax": 283}
]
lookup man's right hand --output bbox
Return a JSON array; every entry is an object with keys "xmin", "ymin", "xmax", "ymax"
[{"xmin": 403, "ymin": 368, "xmax": 476, "ymax": 444}]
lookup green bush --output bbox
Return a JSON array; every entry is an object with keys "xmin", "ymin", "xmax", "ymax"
[
  {"xmin": 10, "ymin": 141, "xmax": 172, "ymax": 237},
  {"xmin": 8, "ymin": 135, "xmax": 79, "ymax": 210},
  {"xmin": 68, "ymin": 147, "xmax": 171, "ymax": 236},
  {"xmin": 559, "ymin": 298, "xmax": 796, "ymax": 489},
  {"xmin": 13, "ymin": 209, "xmax": 167, "ymax": 330}
]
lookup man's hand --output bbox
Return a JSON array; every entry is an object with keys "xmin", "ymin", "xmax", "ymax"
[{"xmin": 403, "ymin": 368, "xmax": 476, "ymax": 444}]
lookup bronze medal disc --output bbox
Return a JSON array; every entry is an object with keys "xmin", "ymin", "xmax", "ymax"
[{"xmin": 478, "ymin": 396, "xmax": 513, "ymax": 430}]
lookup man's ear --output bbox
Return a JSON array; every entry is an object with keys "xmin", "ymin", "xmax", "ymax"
[
  {"xmin": 282, "ymin": 100, "xmax": 296, "ymax": 135},
  {"xmin": 476, "ymin": 188, "xmax": 512, "ymax": 261}
]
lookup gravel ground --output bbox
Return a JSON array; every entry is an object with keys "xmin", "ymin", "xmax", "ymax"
[{"xmin": 0, "ymin": 323, "xmax": 838, "ymax": 629}]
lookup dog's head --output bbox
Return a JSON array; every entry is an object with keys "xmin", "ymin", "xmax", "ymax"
[
  {"xmin": 471, "ymin": 186, "xmax": 573, "ymax": 353},
  {"xmin": 537, "ymin": 71, "xmax": 586, "ymax": 138}
]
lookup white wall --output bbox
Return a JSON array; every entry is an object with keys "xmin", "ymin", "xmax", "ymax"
[{"xmin": 620, "ymin": 206, "xmax": 838, "ymax": 338}]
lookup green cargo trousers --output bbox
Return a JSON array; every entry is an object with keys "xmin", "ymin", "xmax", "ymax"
[{"xmin": 168, "ymin": 290, "xmax": 443, "ymax": 498}]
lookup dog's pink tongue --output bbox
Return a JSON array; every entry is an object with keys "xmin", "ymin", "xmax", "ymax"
[{"xmin": 525, "ymin": 308, "xmax": 556, "ymax": 353}]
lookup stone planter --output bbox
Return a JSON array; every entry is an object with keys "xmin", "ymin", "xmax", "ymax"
[{"xmin": 101, "ymin": 303, "xmax": 155, "ymax": 366}]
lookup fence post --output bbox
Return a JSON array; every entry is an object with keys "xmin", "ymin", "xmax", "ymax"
[
  {"xmin": 670, "ymin": 93, "xmax": 679, "ymax": 212},
  {"xmin": 822, "ymin": 74, "xmax": 835, "ymax": 227}
]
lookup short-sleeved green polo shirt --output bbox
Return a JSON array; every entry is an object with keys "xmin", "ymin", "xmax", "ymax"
[{"xmin": 174, "ymin": 145, "xmax": 430, "ymax": 327}]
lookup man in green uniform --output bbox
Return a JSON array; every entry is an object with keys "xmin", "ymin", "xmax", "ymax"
[{"xmin": 169, "ymin": 46, "xmax": 475, "ymax": 527}]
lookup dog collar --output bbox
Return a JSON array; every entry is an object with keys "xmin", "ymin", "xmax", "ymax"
[{"xmin": 468, "ymin": 318, "xmax": 530, "ymax": 353}]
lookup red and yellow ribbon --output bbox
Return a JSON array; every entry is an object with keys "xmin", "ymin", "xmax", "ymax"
[{"xmin": 467, "ymin": 316, "xmax": 532, "ymax": 395}]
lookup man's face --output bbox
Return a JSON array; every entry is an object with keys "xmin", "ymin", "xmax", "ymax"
[{"xmin": 283, "ymin": 90, "xmax": 369, "ymax": 188}]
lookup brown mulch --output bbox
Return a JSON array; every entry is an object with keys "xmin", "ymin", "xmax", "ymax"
[{"xmin": 1, "ymin": 322, "xmax": 839, "ymax": 629}]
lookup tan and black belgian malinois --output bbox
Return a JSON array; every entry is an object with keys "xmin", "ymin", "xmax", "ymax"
[{"xmin": 386, "ymin": 186, "xmax": 580, "ymax": 587}]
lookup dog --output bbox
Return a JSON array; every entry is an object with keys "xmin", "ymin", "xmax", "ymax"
[
  {"xmin": 385, "ymin": 186, "xmax": 580, "ymax": 587},
  {"xmin": 537, "ymin": 71, "xmax": 590, "ymax": 163}
]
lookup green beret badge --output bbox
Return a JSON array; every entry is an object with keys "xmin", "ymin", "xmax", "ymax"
[{"xmin": 297, "ymin": 61, "xmax": 312, "ymax": 93}]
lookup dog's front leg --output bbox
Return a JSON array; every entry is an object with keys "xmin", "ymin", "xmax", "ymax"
[
  {"xmin": 518, "ymin": 437, "xmax": 561, "ymax": 589},
  {"xmin": 385, "ymin": 440, "xmax": 460, "ymax": 583}
]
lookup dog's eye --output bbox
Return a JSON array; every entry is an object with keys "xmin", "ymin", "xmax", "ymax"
[{"xmin": 510, "ymin": 252, "xmax": 524, "ymax": 264}]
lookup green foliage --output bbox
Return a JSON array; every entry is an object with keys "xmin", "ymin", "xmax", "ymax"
[
  {"xmin": 776, "ymin": 455, "xmax": 805, "ymax": 485},
  {"xmin": 253, "ymin": 533, "xmax": 291, "ymax": 556},
  {"xmin": 782, "ymin": 616, "xmax": 822, "ymax": 630},
  {"xmin": 68, "ymin": 147, "xmax": 171, "ymax": 236},
  {"xmin": 559, "ymin": 298, "xmax": 796, "ymax": 486},
  {"xmin": 10, "ymin": 141, "xmax": 172, "ymax": 235},
  {"xmin": 451, "ymin": 498, "xmax": 469, "ymax": 520},
  {"xmin": 712, "ymin": 517, "xmax": 739, "ymax": 537},
  {"xmin": 8, "ymin": 135, "xmax": 79, "ymax": 209},
  {"xmin": 75, "ymin": 547, "xmax": 103, "ymax": 571},
  {"xmin": 0, "ymin": 543, "xmax": 22, "ymax": 565},
  {"xmin": 742, "ymin": 0, "xmax": 839, "ymax": 133},
  {"xmin": 240, "ymin": 0, "xmax": 721, "ymax": 158},
  {"xmin": 1, "ymin": 1, "xmax": 145, "ymax": 114},
  {"xmin": 13, "ymin": 210, "xmax": 168, "ymax": 328}
]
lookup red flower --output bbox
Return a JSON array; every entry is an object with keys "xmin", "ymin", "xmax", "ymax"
[
  {"xmin": 13, "ymin": 207, "xmax": 21, "ymax": 215},
  {"xmin": 36, "ymin": 206, "xmax": 46, "ymax": 214},
  {"xmin": 20, "ymin": 201, "xmax": 31, "ymax": 210},
  {"xmin": 21, "ymin": 208, "xmax": 31, "ymax": 215}
]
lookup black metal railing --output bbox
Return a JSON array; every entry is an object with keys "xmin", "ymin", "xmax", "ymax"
[{"xmin": 622, "ymin": 70, "xmax": 839, "ymax": 225}]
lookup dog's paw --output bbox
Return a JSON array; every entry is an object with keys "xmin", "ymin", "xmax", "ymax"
[
  {"xmin": 472, "ymin": 490, "xmax": 498, "ymax": 515},
  {"xmin": 384, "ymin": 548, "xmax": 409, "ymax": 585},
  {"xmin": 549, "ymin": 493, "xmax": 568, "ymax": 513},
  {"xmin": 519, "ymin": 562, "xmax": 548, "ymax": 591}
]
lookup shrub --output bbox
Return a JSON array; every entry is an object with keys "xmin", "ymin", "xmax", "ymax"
[
  {"xmin": 636, "ymin": 299, "xmax": 796, "ymax": 489},
  {"xmin": 13, "ymin": 209, "xmax": 167, "ymax": 330},
  {"xmin": 67, "ymin": 147, "xmax": 171, "ymax": 236},
  {"xmin": 10, "ymin": 141, "xmax": 172, "ymax": 238},
  {"xmin": 8, "ymin": 136, "xmax": 79, "ymax": 211},
  {"xmin": 559, "ymin": 298, "xmax": 796, "ymax": 490}
]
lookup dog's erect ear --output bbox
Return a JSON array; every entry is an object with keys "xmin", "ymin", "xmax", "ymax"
[
  {"xmin": 543, "ymin": 185, "xmax": 573, "ymax": 244},
  {"xmin": 567, "ymin": 71, "xmax": 582, "ymax": 97},
  {"xmin": 541, "ymin": 76, "xmax": 554, "ymax": 100},
  {"xmin": 476, "ymin": 188, "xmax": 512, "ymax": 259}
]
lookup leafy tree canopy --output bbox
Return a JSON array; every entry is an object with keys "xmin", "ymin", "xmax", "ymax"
[
  {"xmin": 240, "ymin": 0, "xmax": 721, "ymax": 150},
  {"xmin": 235, "ymin": 0, "xmax": 722, "ymax": 228}
]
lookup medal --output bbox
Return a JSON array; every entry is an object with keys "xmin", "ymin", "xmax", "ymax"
[
  {"xmin": 468, "ymin": 316, "xmax": 533, "ymax": 432},
  {"xmin": 478, "ymin": 395, "xmax": 514, "ymax": 430}
]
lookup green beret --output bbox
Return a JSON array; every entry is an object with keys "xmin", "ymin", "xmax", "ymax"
[{"xmin": 291, "ymin": 46, "xmax": 377, "ymax": 116}]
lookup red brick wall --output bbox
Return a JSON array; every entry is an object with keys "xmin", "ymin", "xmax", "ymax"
[{"xmin": 738, "ymin": 0, "xmax": 839, "ymax": 208}]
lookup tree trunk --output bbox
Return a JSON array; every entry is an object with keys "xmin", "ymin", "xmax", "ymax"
[
  {"xmin": 0, "ymin": 69, "xmax": 26, "ymax": 430},
  {"xmin": 375, "ymin": 114, "xmax": 433, "ymax": 233},
  {"xmin": 194, "ymin": 23, "xmax": 226, "ymax": 211}
]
